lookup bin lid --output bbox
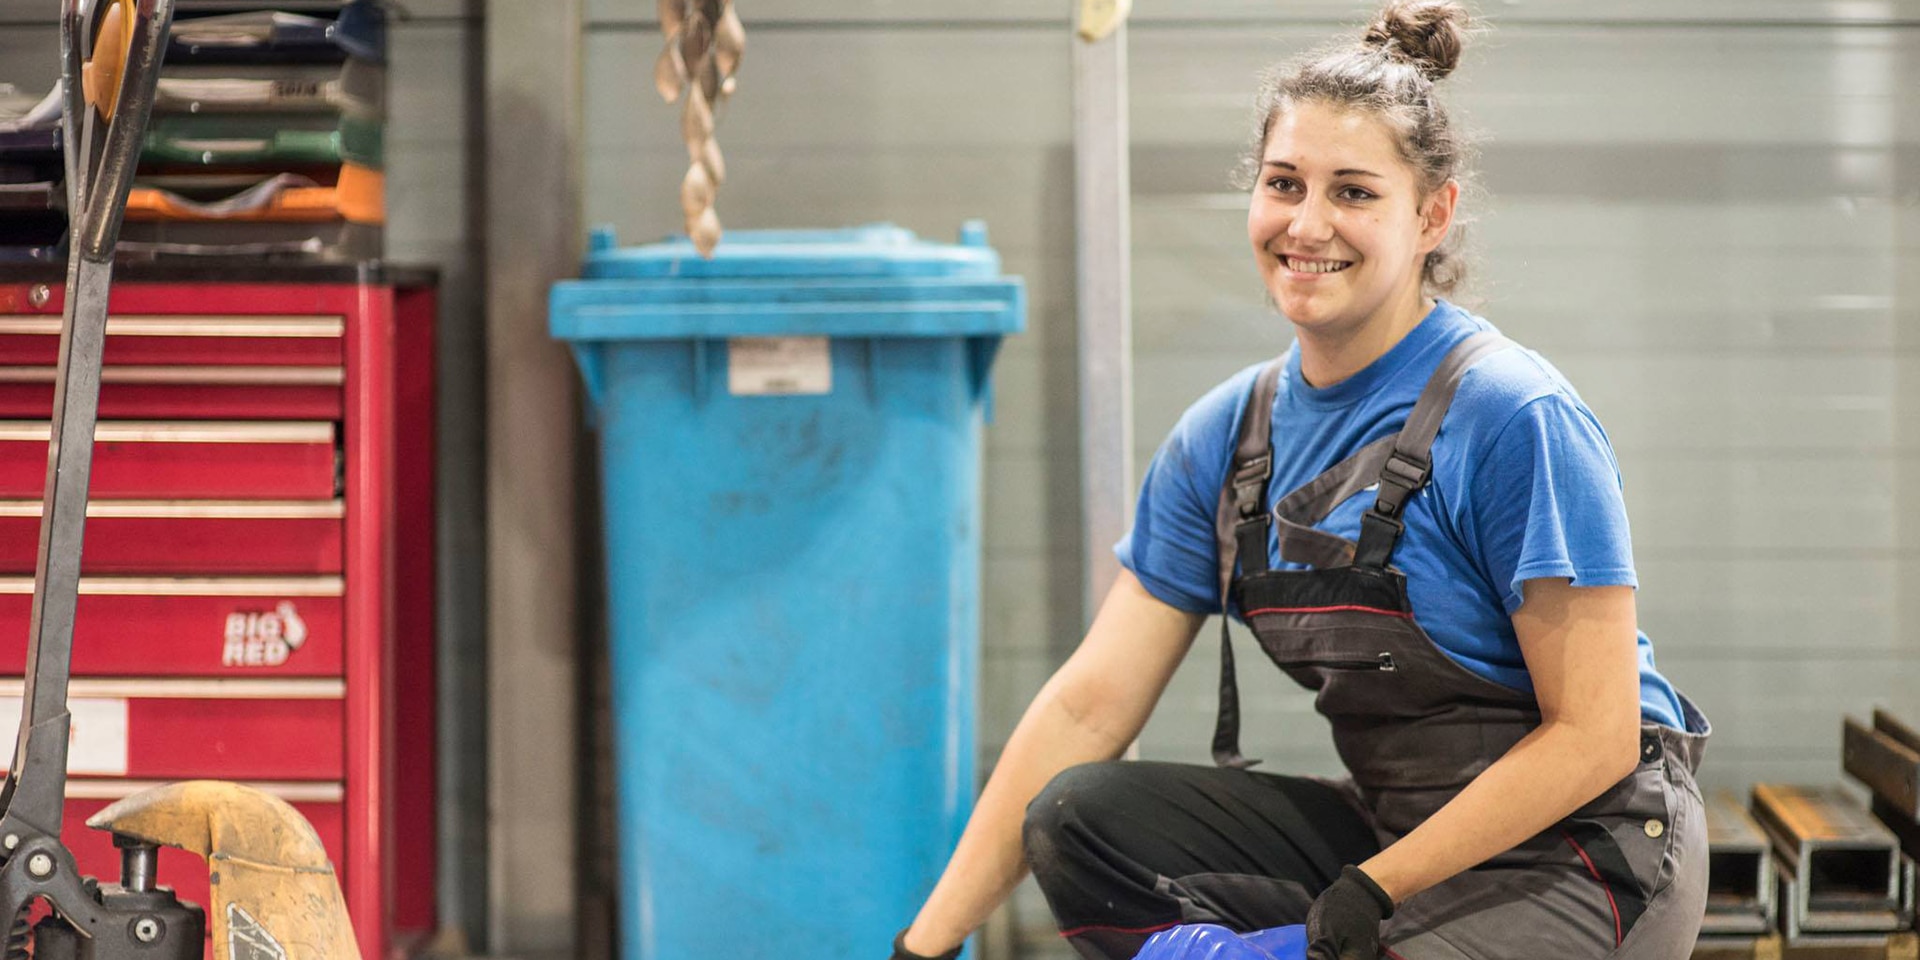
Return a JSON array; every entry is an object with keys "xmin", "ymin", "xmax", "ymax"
[
  {"xmin": 552, "ymin": 221, "xmax": 1025, "ymax": 342},
  {"xmin": 580, "ymin": 221, "xmax": 1000, "ymax": 281}
]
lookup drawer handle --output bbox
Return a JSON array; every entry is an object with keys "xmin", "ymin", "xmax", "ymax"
[
  {"xmin": 0, "ymin": 499, "xmax": 344, "ymax": 520},
  {"xmin": 0, "ymin": 316, "xmax": 343, "ymax": 338},
  {"xmin": 0, "ymin": 575, "xmax": 344, "ymax": 597},
  {"xmin": 0, "ymin": 678, "xmax": 345, "ymax": 700}
]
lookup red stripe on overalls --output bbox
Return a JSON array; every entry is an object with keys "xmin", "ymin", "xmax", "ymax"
[
  {"xmin": 1242, "ymin": 605, "xmax": 1415, "ymax": 619},
  {"xmin": 1057, "ymin": 920, "xmax": 1181, "ymax": 939},
  {"xmin": 1561, "ymin": 829, "xmax": 1624, "ymax": 946}
]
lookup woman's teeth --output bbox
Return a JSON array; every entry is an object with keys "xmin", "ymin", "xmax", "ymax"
[{"xmin": 1287, "ymin": 257, "xmax": 1350, "ymax": 274}]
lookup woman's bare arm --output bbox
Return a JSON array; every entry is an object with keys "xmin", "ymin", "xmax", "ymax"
[
  {"xmin": 900, "ymin": 569, "xmax": 1207, "ymax": 955},
  {"xmin": 1356, "ymin": 579, "xmax": 1644, "ymax": 903}
]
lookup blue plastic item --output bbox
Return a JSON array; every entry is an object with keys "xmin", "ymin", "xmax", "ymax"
[
  {"xmin": 1135, "ymin": 925, "xmax": 1309, "ymax": 960},
  {"xmin": 550, "ymin": 223, "xmax": 1025, "ymax": 960}
]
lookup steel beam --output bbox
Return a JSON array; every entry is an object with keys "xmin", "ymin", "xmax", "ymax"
[
  {"xmin": 1704, "ymin": 789, "xmax": 1777, "ymax": 937},
  {"xmin": 483, "ymin": 0, "xmax": 582, "ymax": 954},
  {"xmin": 1846, "ymin": 711, "xmax": 1920, "ymax": 820},
  {"xmin": 1752, "ymin": 783, "xmax": 1911, "ymax": 938},
  {"xmin": 1071, "ymin": 18, "xmax": 1132, "ymax": 627}
]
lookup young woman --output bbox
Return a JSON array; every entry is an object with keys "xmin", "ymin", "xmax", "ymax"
[{"xmin": 893, "ymin": 3, "xmax": 1711, "ymax": 958}]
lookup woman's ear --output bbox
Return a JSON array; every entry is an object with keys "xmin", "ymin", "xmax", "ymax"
[{"xmin": 1419, "ymin": 179, "xmax": 1460, "ymax": 252}]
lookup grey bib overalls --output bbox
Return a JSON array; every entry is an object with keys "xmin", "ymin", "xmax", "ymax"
[{"xmin": 1212, "ymin": 331, "xmax": 1713, "ymax": 958}]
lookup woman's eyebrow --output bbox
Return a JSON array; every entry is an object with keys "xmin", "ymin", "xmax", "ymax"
[{"xmin": 1262, "ymin": 160, "xmax": 1385, "ymax": 179}]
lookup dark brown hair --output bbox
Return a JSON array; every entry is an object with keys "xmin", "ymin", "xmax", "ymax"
[{"xmin": 1239, "ymin": 0, "xmax": 1476, "ymax": 295}]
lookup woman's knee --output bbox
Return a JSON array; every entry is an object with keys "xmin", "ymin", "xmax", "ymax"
[{"xmin": 1022, "ymin": 761, "xmax": 1139, "ymax": 874}]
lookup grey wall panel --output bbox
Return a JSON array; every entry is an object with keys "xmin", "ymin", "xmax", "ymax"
[
  {"xmin": 384, "ymin": 10, "xmax": 488, "ymax": 952},
  {"xmin": 1557, "ymin": 355, "xmax": 1898, "ymax": 454},
  {"xmin": 1662, "ymin": 655, "xmax": 1920, "ymax": 783},
  {"xmin": 1132, "ymin": 28, "xmax": 1920, "ymax": 148},
  {"xmin": 0, "ymin": 22, "xmax": 54, "ymax": 84},
  {"xmin": 584, "ymin": 30, "xmax": 1069, "ymax": 150},
  {"xmin": 1624, "ymin": 456, "xmax": 1893, "ymax": 553},
  {"xmin": 1636, "ymin": 558, "xmax": 1899, "ymax": 654}
]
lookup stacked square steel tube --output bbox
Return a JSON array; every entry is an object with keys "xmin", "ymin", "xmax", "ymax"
[{"xmin": 1699, "ymin": 711, "xmax": 1920, "ymax": 959}]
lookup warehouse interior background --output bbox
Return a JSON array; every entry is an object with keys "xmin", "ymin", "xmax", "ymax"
[{"xmin": 2, "ymin": 0, "xmax": 1919, "ymax": 959}]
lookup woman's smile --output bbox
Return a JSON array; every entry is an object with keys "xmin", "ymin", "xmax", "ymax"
[{"xmin": 1280, "ymin": 253, "xmax": 1355, "ymax": 277}]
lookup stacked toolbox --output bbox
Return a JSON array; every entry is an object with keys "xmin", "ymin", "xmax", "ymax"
[
  {"xmin": 0, "ymin": 84, "xmax": 64, "ymax": 263},
  {"xmin": 122, "ymin": 1, "xmax": 388, "ymax": 258},
  {"xmin": 0, "ymin": 263, "xmax": 437, "ymax": 960}
]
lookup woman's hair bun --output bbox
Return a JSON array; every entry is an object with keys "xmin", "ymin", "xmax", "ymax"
[{"xmin": 1362, "ymin": 0, "xmax": 1469, "ymax": 81}]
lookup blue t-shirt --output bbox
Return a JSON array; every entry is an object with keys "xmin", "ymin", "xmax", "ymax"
[{"xmin": 1116, "ymin": 300, "xmax": 1686, "ymax": 728}]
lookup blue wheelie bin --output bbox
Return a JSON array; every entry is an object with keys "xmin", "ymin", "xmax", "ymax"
[{"xmin": 550, "ymin": 223, "xmax": 1025, "ymax": 960}]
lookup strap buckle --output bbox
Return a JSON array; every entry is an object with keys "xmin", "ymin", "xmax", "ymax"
[
  {"xmin": 1231, "ymin": 453, "xmax": 1272, "ymax": 519},
  {"xmin": 1372, "ymin": 450, "xmax": 1430, "ymax": 519}
]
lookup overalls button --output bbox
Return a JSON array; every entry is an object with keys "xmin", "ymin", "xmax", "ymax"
[
  {"xmin": 1644, "ymin": 819, "xmax": 1665, "ymax": 839},
  {"xmin": 1640, "ymin": 735, "xmax": 1659, "ymax": 762}
]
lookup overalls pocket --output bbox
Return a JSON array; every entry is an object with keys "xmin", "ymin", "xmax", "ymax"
[{"xmin": 1555, "ymin": 734, "xmax": 1679, "ymax": 947}]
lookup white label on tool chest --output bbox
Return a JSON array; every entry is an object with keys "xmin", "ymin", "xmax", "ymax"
[
  {"xmin": 728, "ymin": 337, "xmax": 832, "ymax": 395},
  {"xmin": 222, "ymin": 601, "xmax": 309, "ymax": 668},
  {"xmin": 0, "ymin": 697, "xmax": 129, "ymax": 776}
]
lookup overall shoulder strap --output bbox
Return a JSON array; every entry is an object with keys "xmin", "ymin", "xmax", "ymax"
[
  {"xmin": 1209, "ymin": 358, "xmax": 1282, "ymax": 769},
  {"xmin": 1215, "ymin": 359, "xmax": 1284, "ymax": 606},
  {"xmin": 1353, "ymin": 331, "xmax": 1513, "ymax": 569}
]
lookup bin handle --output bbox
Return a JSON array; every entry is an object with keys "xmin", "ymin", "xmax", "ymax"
[
  {"xmin": 568, "ymin": 342, "xmax": 605, "ymax": 420},
  {"xmin": 966, "ymin": 335, "xmax": 1003, "ymax": 422}
]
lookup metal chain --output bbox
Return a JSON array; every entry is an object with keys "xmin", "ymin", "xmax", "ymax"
[{"xmin": 654, "ymin": 0, "xmax": 744, "ymax": 256}]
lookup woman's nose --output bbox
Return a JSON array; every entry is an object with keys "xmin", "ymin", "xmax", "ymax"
[{"xmin": 1287, "ymin": 192, "xmax": 1335, "ymax": 245}]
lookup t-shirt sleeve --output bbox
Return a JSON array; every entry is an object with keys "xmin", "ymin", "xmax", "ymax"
[
  {"xmin": 1463, "ymin": 392, "xmax": 1639, "ymax": 615},
  {"xmin": 1113, "ymin": 369, "xmax": 1258, "ymax": 615}
]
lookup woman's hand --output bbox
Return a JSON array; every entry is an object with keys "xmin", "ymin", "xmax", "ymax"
[{"xmin": 1305, "ymin": 865, "xmax": 1395, "ymax": 959}]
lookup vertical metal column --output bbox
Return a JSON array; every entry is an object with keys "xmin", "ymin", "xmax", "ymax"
[
  {"xmin": 483, "ymin": 1, "xmax": 582, "ymax": 955},
  {"xmin": 1073, "ymin": 22, "xmax": 1134, "ymax": 625}
]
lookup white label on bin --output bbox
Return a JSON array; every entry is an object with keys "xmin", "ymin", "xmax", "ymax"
[
  {"xmin": 0, "ymin": 696, "xmax": 129, "ymax": 776},
  {"xmin": 728, "ymin": 337, "xmax": 832, "ymax": 396}
]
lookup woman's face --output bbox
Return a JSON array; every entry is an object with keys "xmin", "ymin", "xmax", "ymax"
[{"xmin": 1247, "ymin": 100, "xmax": 1455, "ymax": 339}]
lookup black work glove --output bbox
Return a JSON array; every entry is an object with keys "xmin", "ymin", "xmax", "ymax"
[
  {"xmin": 1305, "ymin": 865, "xmax": 1395, "ymax": 960},
  {"xmin": 891, "ymin": 927, "xmax": 961, "ymax": 960}
]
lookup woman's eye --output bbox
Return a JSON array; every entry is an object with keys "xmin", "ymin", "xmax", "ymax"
[
  {"xmin": 1338, "ymin": 186, "xmax": 1377, "ymax": 202},
  {"xmin": 1266, "ymin": 177, "xmax": 1301, "ymax": 194}
]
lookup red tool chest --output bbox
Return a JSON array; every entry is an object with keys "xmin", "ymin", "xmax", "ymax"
[{"xmin": 0, "ymin": 265, "xmax": 437, "ymax": 960}]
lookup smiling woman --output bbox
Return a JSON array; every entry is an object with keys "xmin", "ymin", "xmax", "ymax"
[{"xmin": 892, "ymin": 4, "xmax": 1713, "ymax": 960}]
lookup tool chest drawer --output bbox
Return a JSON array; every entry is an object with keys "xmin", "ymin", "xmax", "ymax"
[
  {"xmin": 0, "ymin": 315, "xmax": 346, "ymax": 420},
  {"xmin": 63, "ymin": 783, "xmax": 346, "ymax": 918},
  {"xmin": 0, "ymin": 679, "xmax": 344, "ymax": 780},
  {"xmin": 0, "ymin": 371, "xmax": 345, "ymax": 421},
  {"xmin": 0, "ymin": 422, "xmax": 337, "ymax": 499},
  {"xmin": 0, "ymin": 501, "xmax": 343, "ymax": 575},
  {"xmin": 0, "ymin": 577, "xmax": 345, "ymax": 676}
]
